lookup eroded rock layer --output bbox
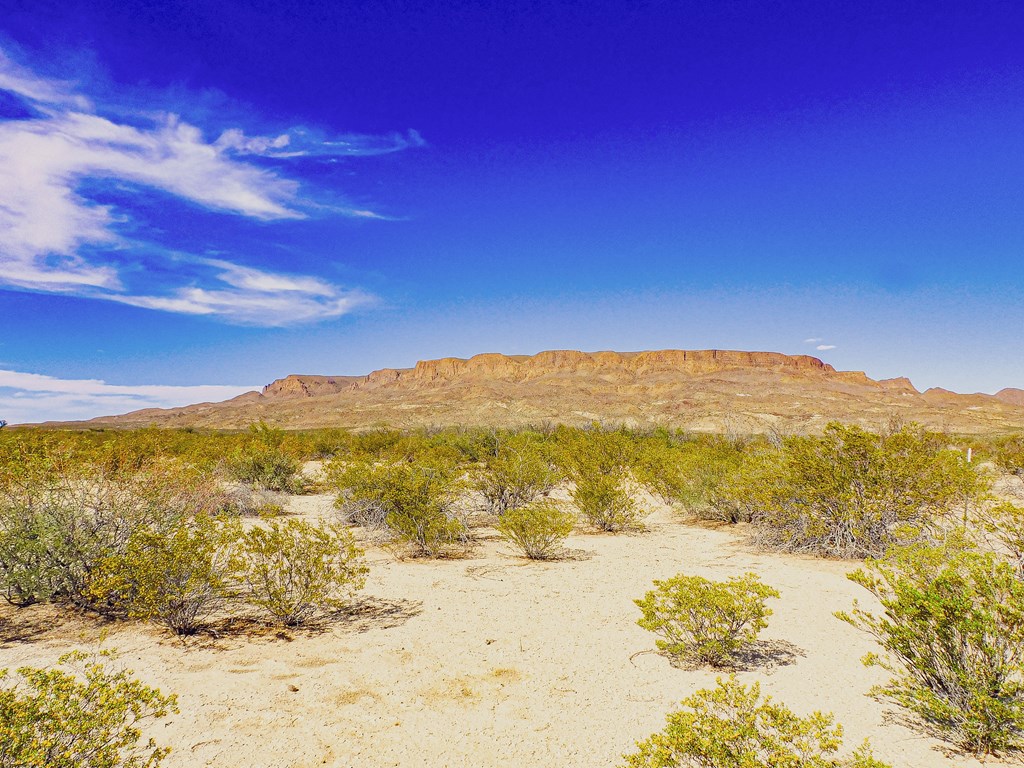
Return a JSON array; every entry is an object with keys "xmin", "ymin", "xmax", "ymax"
[{"xmin": 47, "ymin": 349, "xmax": 1024, "ymax": 434}]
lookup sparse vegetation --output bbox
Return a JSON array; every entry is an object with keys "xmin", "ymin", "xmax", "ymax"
[
  {"xmin": 838, "ymin": 539, "xmax": 1024, "ymax": 754},
  {"xmin": 635, "ymin": 573, "xmax": 779, "ymax": 666},
  {"xmin": 495, "ymin": 500, "xmax": 574, "ymax": 559},
  {"xmin": 1, "ymin": 421, "xmax": 1021, "ymax": 764},
  {"xmin": 622, "ymin": 676, "xmax": 891, "ymax": 768},
  {"xmin": 0, "ymin": 650, "xmax": 178, "ymax": 768}
]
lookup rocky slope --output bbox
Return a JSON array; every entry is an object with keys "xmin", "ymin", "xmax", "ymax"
[{"xmin": 57, "ymin": 349, "xmax": 1024, "ymax": 434}]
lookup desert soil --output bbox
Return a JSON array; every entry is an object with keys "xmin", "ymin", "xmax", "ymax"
[{"xmin": 0, "ymin": 493, "xmax": 1013, "ymax": 768}]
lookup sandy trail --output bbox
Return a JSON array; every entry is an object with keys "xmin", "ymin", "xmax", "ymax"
[{"xmin": 0, "ymin": 499, "xmax": 1008, "ymax": 768}]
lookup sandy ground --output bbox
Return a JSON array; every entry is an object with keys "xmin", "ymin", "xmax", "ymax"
[{"xmin": 1, "ymin": 495, "xmax": 1018, "ymax": 768}]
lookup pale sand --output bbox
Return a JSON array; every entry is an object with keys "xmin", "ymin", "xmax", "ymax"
[{"xmin": 0, "ymin": 497, "xmax": 1012, "ymax": 768}]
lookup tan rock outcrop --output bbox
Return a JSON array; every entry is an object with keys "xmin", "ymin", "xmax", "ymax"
[
  {"xmin": 48, "ymin": 348, "xmax": 1024, "ymax": 435},
  {"xmin": 878, "ymin": 377, "xmax": 919, "ymax": 394},
  {"xmin": 262, "ymin": 375, "xmax": 360, "ymax": 398}
]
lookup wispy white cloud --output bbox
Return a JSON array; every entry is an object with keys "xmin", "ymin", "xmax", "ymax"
[
  {"xmin": 0, "ymin": 50, "xmax": 90, "ymax": 109},
  {"xmin": 0, "ymin": 368, "xmax": 258, "ymax": 424},
  {"xmin": 215, "ymin": 126, "xmax": 426, "ymax": 158},
  {"xmin": 0, "ymin": 49, "xmax": 417, "ymax": 324},
  {"xmin": 803, "ymin": 337, "xmax": 822, "ymax": 343},
  {"xmin": 816, "ymin": 344, "xmax": 836, "ymax": 350}
]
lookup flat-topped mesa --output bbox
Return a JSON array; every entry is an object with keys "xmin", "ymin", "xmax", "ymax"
[
  {"xmin": 263, "ymin": 350, "xmax": 842, "ymax": 396},
  {"xmin": 383, "ymin": 349, "xmax": 836, "ymax": 384}
]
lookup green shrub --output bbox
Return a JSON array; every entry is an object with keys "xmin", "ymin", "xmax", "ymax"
[
  {"xmin": 994, "ymin": 434, "xmax": 1024, "ymax": 477},
  {"xmin": 89, "ymin": 514, "xmax": 240, "ymax": 635},
  {"xmin": 495, "ymin": 500, "xmax": 574, "ymax": 559},
  {"xmin": 476, "ymin": 435, "xmax": 560, "ymax": 515},
  {"xmin": 0, "ymin": 457, "xmax": 216, "ymax": 608},
  {"xmin": 837, "ymin": 540, "xmax": 1024, "ymax": 754},
  {"xmin": 732, "ymin": 423, "xmax": 983, "ymax": 558},
  {"xmin": 0, "ymin": 650, "xmax": 178, "ymax": 768},
  {"xmin": 227, "ymin": 448, "xmax": 302, "ymax": 493},
  {"xmin": 232, "ymin": 518, "xmax": 367, "ymax": 626},
  {"xmin": 225, "ymin": 422, "xmax": 303, "ymax": 493},
  {"xmin": 633, "ymin": 436, "xmax": 746, "ymax": 518},
  {"xmin": 622, "ymin": 676, "xmax": 891, "ymax": 768},
  {"xmin": 983, "ymin": 501, "xmax": 1024, "ymax": 577},
  {"xmin": 329, "ymin": 457, "xmax": 467, "ymax": 557},
  {"xmin": 572, "ymin": 471, "xmax": 642, "ymax": 532},
  {"xmin": 635, "ymin": 573, "xmax": 779, "ymax": 666},
  {"xmin": 556, "ymin": 428, "xmax": 644, "ymax": 532}
]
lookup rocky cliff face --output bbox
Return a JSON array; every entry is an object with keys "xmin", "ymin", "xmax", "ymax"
[
  {"xmin": 403, "ymin": 349, "xmax": 835, "ymax": 382},
  {"xmin": 284, "ymin": 349, "xmax": 837, "ymax": 393}
]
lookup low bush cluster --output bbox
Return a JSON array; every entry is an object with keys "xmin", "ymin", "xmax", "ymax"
[
  {"xmin": 225, "ymin": 423, "xmax": 304, "ymax": 493},
  {"xmin": 4, "ymin": 420, "xmax": 1022, "ymax": 763},
  {"xmin": 559, "ymin": 428, "xmax": 644, "ymax": 532},
  {"xmin": 0, "ymin": 456, "xmax": 220, "ymax": 609},
  {"xmin": 727, "ymin": 423, "xmax": 982, "ymax": 558},
  {"xmin": 622, "ymin": 676, "xmax": 891, "ymax": 768},
  {"xmin": 89, "ymin": 513, "xmax": 239, "ymax": 634},
  {"xmin": 328, "ymin": 455, "xmax": 468, "ymax": 557},
  {"xmin": 635, "ymin": 572, "xmax": 779, "ymax": 666},
  {"xmin": 231, "ymin": 519, "xmax": 367, "ymax": 626},
  {"xmin": 0, "ymin": 650, "xmax": 178, "ymax": 768},
  {"xmin": 476, "ymin": 434, "xmax": 560, "ymax": 515},
  {"xmin": 495, "ymin": 500, "xmax": 575, "ymax": 559}
]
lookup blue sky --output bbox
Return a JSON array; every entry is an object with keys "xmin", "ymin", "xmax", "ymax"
[{"xmin": 1, "ymin": 0, "xmax": 1023, "ymax": 423}]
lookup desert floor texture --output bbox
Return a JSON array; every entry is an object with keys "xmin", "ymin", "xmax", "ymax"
[{"xmin": 0, "ymin": 490, "xmax": 1015, "ymax": 768}]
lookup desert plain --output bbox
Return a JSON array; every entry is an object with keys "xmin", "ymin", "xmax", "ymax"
[{"xmin": 3, "ymin": 474, "xmax": 1020, "ymax": 768}]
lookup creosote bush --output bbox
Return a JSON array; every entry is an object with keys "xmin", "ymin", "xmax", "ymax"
[
  {"xmin": 232, "ymin": 518, "xmax": 367, "ymax": 626},
  {"xmin": 633, "ymin": 435, "xmax": 747, "ymax": 520},
  {"xmin": 983, "ymin": 501, "xmax": 1024, "ymax": 578},
  {"xmin": 0, "ymin": 455, "xmax": 219, "ymax": 608},
  {"xmin": 476, "ymin": 434, "xmax": 560, "ymax": 515},
  {"xmin": 329, "ymin": 456, "xmax": 467, "ymax": 557},
  {"xmin": 622, "ymin": 676, "xmax": 891, "ymax": 768},
  {"xmin": 635, "ymin": 572, "xmax": 779, "ymax": 666},
  {"xmin": 0, "ymin": 650, "xmax": 178, "ymax": 768},
  {"xmin": 838, "ymin": 539, "xmax": 1024, "ymax": 754},
  {"xmin": 89, "ymin": 513, "xmax": 240, "ymax": 635},
  {"xmin": 995, "ymin": 434, "xmax": 1024, "ymax": 478},
  {"xmin": 561, "ymin": 428, "xmax": 644, "ymax": 532},
  {"xmin": 730, "ymin": 422, "xmax": 982, "ymax": 558},
  {"xmin": 226, "ymin": 423, "xmax": 303, "ymax": 493},
  {"xmin": 495, "ymin": 500, "xmax": 574, "ymax": 559}
]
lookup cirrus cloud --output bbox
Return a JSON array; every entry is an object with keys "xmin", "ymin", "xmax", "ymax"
[{"xmin": 0, "ymin": 49, "xmax": 417, "ymax": 324}]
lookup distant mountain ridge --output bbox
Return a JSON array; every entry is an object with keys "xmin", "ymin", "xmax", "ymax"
[{"xmin": 45, "ymin": 348, "xmax": 1024, "ymax": 434}]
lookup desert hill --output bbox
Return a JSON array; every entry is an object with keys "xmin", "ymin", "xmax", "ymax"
[{"xmin": 55, "ymin": 348, "xmax": 1024, "ymax": 434}]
